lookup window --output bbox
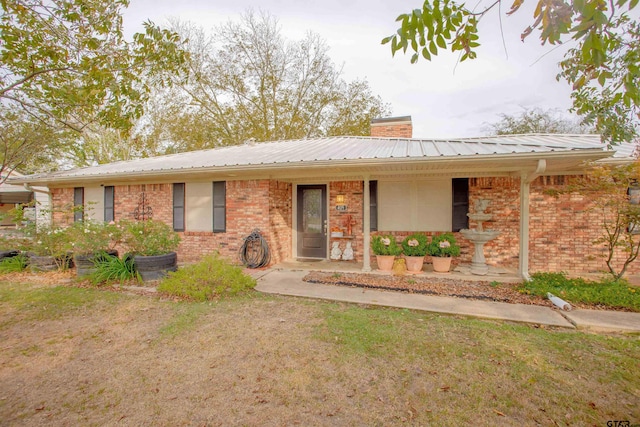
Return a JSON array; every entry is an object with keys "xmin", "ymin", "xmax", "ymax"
[
  {"xmin": 369, "ymin": 180, "xmax": 378, "ymax": 231},
  {"xmin": 452, "ymin": 178, "xmax": 469, "ymax": 232},
  {"xmin": 73, "ymin": 187, "xmax": 84, "ymax": 222},
  {"xmin": 104, "ymin": 186, "xmax": 114, "ymax": 223},
  {"xmin": 173, "ymin": 183, "xmax": 185, "ymax": 232},
  {"xmin": 212, "ymin": 181, "xmax": 226, "ymax": 232}
]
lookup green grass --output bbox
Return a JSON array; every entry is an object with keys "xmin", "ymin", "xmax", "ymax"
[
  {"xmin": 517, "ymin": 272, "xmax": 640, "ymax": 311},
  {"xmin": 318, "ymin": 303, "xmax": 640, "ymax": 423},
  {"xmin": 0, "ymin": 254, "xmax": 28, "ymax": 274},
  {"xmin": 157, "ymin": 254, "xmax": 256, "ymax": 301}
]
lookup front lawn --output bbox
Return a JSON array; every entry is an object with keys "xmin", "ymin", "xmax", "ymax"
[{"xmin": 0, "ymin": 276, "xmax": 638, "ymax": 425}]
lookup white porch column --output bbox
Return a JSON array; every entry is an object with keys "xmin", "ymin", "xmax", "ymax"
[
  {"xmin": 519, "ymin": 159, "xmax": 546, "ymax": 280},
  {"xmin": 362, "ymin": 175, "xmax": 371, "ymax": 272},
  {"xmin": 518, "ymin": 174, "xmax": 531, "ymax": 280}
]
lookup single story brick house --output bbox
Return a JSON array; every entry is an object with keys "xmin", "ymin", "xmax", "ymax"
[{"xmin": 10, "ymin": 116, "xmax": 638, "ymax": 278}]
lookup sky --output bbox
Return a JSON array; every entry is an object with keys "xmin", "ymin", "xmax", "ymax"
[{"xmin": 123, "ymin": 0, "xmax": 577, "ymax": 139}]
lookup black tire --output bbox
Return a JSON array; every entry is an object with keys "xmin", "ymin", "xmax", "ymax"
[
  {"xmin": 0, "ymin": 250, "xmax": 19, "ymax": 261},
  {"xmin": 133, "ymin": 252, "xmax": 178, "ymax": 281},
  {"xmin": 74, "ymin": 250, "xmax": 119, "ymax": 277}
]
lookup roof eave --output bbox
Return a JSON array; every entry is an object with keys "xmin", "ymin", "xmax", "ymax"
[{"xmin": 9, "ymin": 148, "xmax": 615, "ymax": 186}]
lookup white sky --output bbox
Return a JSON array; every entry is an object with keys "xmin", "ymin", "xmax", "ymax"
[{"xmin": 123, "ymin": 0, "xmax": 577, "ymax": 139}]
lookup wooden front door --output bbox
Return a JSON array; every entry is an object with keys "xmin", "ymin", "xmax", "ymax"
[{"xmin": 296, "ymin": 185, "xmax": 327, "ymax": 259}]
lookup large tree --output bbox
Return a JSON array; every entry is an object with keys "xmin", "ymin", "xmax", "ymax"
[
  {"xmin": 0, "ymin": 0, "xmax": 188, "ymax": 180},
  {"xmin": 382, "ymin": 0, "xmax": 639, "ymax": 145},
  {"xmin": 149, "ymin": 12, "xmax": 391, "ymax": 151},
  {"xmin": 485, "ymin": 107, "xmax": 593, "ymax": 135}
]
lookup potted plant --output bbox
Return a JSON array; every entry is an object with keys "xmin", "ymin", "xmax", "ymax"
[
  {"xmin": 121, "ymin": 219, "xmax": 181, "ymax": 281},
  {"xmin": 427, "ymin": 232, "xmax": 461, "ymax": 273},
  {"xmin": 69, "ymin": 220, "xmax": 121, "ymax": 277},
  {"xmin": 28, "ymin": 225, "xmax": 74, "ymax": 272},
  {"xmin": 371, "ymin": 234, "xmax": 402, "ymax": 271},
  {"xmin": 401, "ymin": 233, "xmax": 429, "ymax": 274}
]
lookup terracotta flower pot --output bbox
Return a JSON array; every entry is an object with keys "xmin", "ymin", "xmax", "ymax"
[
  {"xmin": 375, "ymin": 255, "xmax": 396, "ymax": 272},
  {"xmin": 404, "ymin": 255, "xmax": 425, "ymax": 274},
  {"xmin": 432, "ymin": 256, "xmax": 452, "ymax": 273}
]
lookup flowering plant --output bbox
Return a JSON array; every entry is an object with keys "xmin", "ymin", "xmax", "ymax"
[
  {"xmin": 68, "ymin": 220, "xmax": 121, "ymax": 255},
  {"xmin": 121, "ymin": 219, "xmax": 181, "ymax": 256},
  {"xmin": 371, "ymin": 234, "xmax": 402, "ymax": 256},
  {"xmin": 427, "ymin": 233, "xmax": 461, "ymax": 257},
  {"xmin": 28, "ymin": 225, "xmax": 74, "ymax": 257},
  {"xmin": 401, "ymin": 233, "xmax": 429, "ymax": 257}
]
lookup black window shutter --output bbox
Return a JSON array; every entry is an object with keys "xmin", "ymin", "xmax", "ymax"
[
  {"xmin": 173, "ymin": 183, "xmax": 185, "ymax": 231},
  {"xmin": 212, "ymin": 181, "xmax": 226, "ymax": 233},
  {"xmin": 369, "ymin": 180, "xmax": 378, "ymax": 232},
  {"xmin": 73, "ymin": 187, "xmax": 84, "ymax": 222},
  {"xmin": 104, "ymin": 186, "xmax": 115, "ymax": 222},
  {"xmin": 452, "ymin": 178, "xmax": 469, "ymax": 232}
]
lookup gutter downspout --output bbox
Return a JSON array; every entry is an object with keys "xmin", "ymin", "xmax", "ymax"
[
  {"xmin": 519, "ymin": 159, "xmax": 546, "ymax": 281},
  {"xmin": 362, "ymin": 176, "xmax": 371, "ymax": 272}
]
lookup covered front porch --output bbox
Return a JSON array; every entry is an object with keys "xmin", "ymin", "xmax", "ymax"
[{"xmin": 272, "ymin": 258, "xmax": 522, "ymax": 284}]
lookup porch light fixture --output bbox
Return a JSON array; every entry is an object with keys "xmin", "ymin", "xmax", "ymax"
[{"xmin": 336, "ymin": 194, "xmax": 346, "ymax": 206}]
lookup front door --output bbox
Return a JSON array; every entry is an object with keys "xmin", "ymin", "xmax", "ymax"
[{"xmin": 296, "ymin": 185, "xmax": 327, "ymax": 259}]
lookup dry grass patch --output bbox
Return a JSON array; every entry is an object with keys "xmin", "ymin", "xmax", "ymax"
[{"xmin": 0, "ymin": 279, "xmax": 638, "ymax": 426}]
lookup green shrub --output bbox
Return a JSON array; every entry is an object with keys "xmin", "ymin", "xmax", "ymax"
[
  {"xmin": 371, "ymin": 234, "xmax": 402, "ymax": 256},
  {"xmin": 89, "ymin": 254, "xmax": 139, "ymax": 285},
  {"xmin": 401, "ymin": 233, "xmax": 429, "ymax": 257},
  {"xmin": 427, "ymin": 233, "xmax": 461, "ymax": 257},
  {"xmin": 0, "ymin": 254, "xmax": 28, "ymax": 274},
  {"xmin": 518, "ymin": 272, "xmax": 640, "ymax": 312},
  {"xmin": 158, "ymin": 254, "xmax": 256, "ymax": 301}
]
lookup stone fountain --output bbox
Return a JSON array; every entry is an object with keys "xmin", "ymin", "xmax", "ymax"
[{"xmin": 460, "ymin": 199, "xmax": 500, "ymax": 275}]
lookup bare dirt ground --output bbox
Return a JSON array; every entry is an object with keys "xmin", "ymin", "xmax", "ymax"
[{"xmin": 1, "ymin": 273, "xmax": 639, "ymax": 426}]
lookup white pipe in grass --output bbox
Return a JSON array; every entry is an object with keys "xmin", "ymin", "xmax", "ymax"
[{"xmin": 547, "ymin": 293, "xmax": 572, "ymax": 311}]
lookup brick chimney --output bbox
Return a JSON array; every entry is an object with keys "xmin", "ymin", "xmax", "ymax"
[{"xmin": 370, "ymin": 116, "xmax": 412, "ymax": 138}]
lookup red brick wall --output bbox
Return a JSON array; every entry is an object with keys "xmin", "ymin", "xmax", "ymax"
[
  {"xmin": 467, "ymin": 177, "xmax": 520, "ymax": 268},
  {"xmin": 268, "ymin": 181, "xmax": 292, "ymax": 264},
  {"xmin": 50, "ymin": 180, "xmax": 291, "ymax": 266},
  {"xmin": 329, "ymin": 181, "xmax": 364, "ymax": 261},
  {"xmin": 50, "ymin": 187, "xmax": 74, "ymax": 226},
  {"xmin": 48, "ymin": 173, "xmax": 640, "ymax": 276},
  {"xmin": 113, "ymin": 184, "xmax": 173, "ymax": 223}
]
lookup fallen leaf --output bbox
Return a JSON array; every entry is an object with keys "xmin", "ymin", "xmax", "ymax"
[{"xmin": 493, "ymin": 409, "xmax": 505, "ymax": 416}]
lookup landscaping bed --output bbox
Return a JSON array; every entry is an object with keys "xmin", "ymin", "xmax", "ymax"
[{"xmin": 302, "ymin": 271, "xmax": 638, "ymax": 311}]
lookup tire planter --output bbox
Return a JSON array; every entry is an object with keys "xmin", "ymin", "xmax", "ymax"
[
  {"xmin": 375, "ymin": 255, "xmax": 396, "ymax": 272},
  {"xmin": 432, "ymin": 256, "xmax": 452, "ymax": 273},
  {"xmin": 28, "ymin": 253, "xmax": 73, "ymax": 272},
  {"xmin": 404, "ymin": 255, "xmax": 425, "ymax": 274},
  {"xmin": 0, "ymin": 250, "xmax": 20, "ymax": 261},
  {"xmin": 133, "ymin": 252, "xmax": 178, "ymax": 282},
  {"xmin": 74, "ymin": 250, "xmax": 119, "ymax": 277}
]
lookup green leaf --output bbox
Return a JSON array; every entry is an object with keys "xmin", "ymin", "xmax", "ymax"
[
  {"xmin": 429, "ymin": 40, "xmax": 438, "ymax": 55},
  {"xmin": 411, "ymin": 53, "xmax": 419, "ymax": 64},
  {"xmin": 381, "ymin": 35, "xmax": 394, "ymax": 45},
  {"xmin": 436, "ymin": 34, "xmax": 447, "ymax": 48},
  {"xmin": 421, "ymin": 46, "xmax": 432, "ymax": 60}
]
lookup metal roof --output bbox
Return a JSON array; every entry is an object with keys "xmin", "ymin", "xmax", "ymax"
[{"xmin": 10, "ymin": 134, "xmax": 634, "ymax": 185}]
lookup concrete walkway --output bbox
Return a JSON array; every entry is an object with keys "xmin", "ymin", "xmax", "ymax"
[{"xmin": 253, "ymin": 269, "xmax": 640, "ymax": 333}]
